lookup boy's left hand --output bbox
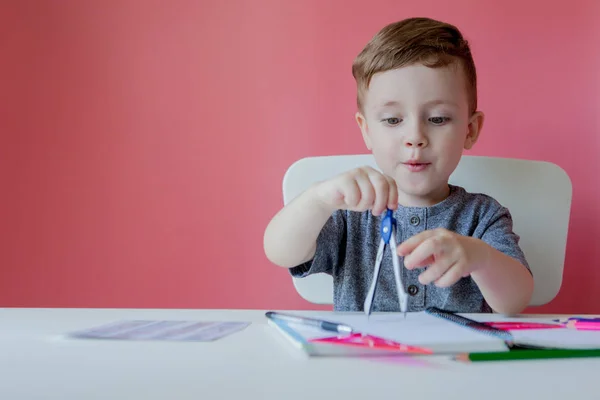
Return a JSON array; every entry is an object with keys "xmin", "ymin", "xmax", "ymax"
[{"xmin": 397, "ymin": 228, "xmax": 489, "ymax": 287}]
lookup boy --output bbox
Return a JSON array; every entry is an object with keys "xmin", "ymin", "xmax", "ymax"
[{"xmin": 263, "ymin": 17, "xmax": 533, "ymax": 315}]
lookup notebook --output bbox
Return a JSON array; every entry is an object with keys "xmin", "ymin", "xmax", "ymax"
[
  {"xmin": 266, "ymin": 310, "xmax": 510, "ymax": 356},
  {"xmin": 266, "ymin": 309, "xmax": 600, "ymax": 357}
]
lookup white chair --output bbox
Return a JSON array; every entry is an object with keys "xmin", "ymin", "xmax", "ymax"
[{"xmin": 282, "ymin": 154, "xmax": 572, "ymax": 307}]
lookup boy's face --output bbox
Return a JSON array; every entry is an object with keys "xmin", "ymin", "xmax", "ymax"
[{"xmin": 356, "ymin": 62, "xmax": 484, "ymax": 207}]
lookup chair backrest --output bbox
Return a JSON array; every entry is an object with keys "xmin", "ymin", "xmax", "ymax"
[{"xmin": 282, "ymin": 154, "xmax": 572, "ymax": 307}]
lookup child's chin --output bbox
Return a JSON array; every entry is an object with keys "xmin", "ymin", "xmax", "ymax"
[
  {"xmin": 399, "ymin": 183, "xmax": 444, "ymax": 201},
  {"xmin": 398, "ymin": 181, "xmax": 435, "ymax": 194}
]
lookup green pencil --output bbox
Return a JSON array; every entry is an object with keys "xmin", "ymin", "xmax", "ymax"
[{"xmin": 454, "ymin": 348, "xmax": 600, "ymax": 363}]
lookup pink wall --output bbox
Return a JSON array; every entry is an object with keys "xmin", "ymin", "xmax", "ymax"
[{"xmin": 1, "ymin": 0, "xmax": 599, "ymax": 313}]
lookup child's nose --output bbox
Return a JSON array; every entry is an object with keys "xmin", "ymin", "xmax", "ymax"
[{"xmin": 403, "ymin": 136, "xmax": 428, "ymax": 148}]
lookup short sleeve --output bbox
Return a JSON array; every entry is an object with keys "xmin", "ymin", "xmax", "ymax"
[
  {"xmin": 289, "ymin": 209, "xmax": 347, "ymax": 278},
  {"xmin": 480, "ymin": 206, "xmax": 532, "ymax": 275}
]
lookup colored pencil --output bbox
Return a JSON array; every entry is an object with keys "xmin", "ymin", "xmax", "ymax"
[
  {"xmin": 454, "ymin": 348, "xmax": 600, "ymax": 363},
  {"xmin": 566, "ymin": 320, "xmax": 600, "ymax": 330}
]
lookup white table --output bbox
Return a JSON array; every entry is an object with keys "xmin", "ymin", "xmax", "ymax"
[{"xmin": 1, "ymin": 308, "xmax": 598, "ymax": 400}]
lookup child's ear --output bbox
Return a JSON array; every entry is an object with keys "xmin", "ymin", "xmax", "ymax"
[
  {"xmin": 355, "ymin": 111, "xmax": 372, "ymax": 150},
  {"xmin": 464, "ymin": 111, "xmax": 485, "ymax": 150}
]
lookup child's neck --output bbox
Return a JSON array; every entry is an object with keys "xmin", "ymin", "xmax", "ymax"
[{"xmin": 397, "ymin": 184, "xmax": 451, "ymax": 208}]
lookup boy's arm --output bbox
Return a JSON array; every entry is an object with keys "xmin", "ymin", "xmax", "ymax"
[
  {"xmin": 400, "ymin": 206, "xmax": 533, "ymax": 315},
  {"xmin": 470, "ymin": 207, "xmax": 534, "ymax": 315},
  {"xmin": 469, "ymin": 239, "xmax": 533, "ymax": 315},
  {"xmin": 263, "ymin": 184, "xmax": 335, "ymax": 268},
  {"xmin": 265, "ymin": 166, "xmax": 397, "ymax": 271}
]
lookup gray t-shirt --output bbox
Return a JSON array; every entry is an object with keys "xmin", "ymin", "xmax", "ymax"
[{"xmin": 290, "ymin": 184, "xmax": 531, "ymax": 313}]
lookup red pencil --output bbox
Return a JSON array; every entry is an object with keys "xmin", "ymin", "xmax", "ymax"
[{"xmin": 483, "ymin": 321, "xmax": 564, "ymax": 330}]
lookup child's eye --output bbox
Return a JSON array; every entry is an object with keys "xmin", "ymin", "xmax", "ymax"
[
  {"xmin": 429, "ymin": 116, "xmax": 450, "ymax": 125},
  {"xmin": 382, "ymin": 117, "xmax": 401, "ymax": 126}
]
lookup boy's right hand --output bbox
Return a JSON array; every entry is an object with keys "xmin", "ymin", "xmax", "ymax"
[{"xmin": 312, "ymin": 166, "xmax": 399, "ymax": 216}]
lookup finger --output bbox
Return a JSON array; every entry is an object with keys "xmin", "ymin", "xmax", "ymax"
[
  {"xmin": 329, "ymin": 189, "xmax": 345, "ymax": 207},
  {"xmin": 403, "ymin": 237, "xmax": 439, "ymax": 270},
  {"xmin": 413, "ymin": 254, "xmax": 435, "ymax": 267},
  {"xmin": 338, "ymin": 177, "xmax": 362, "ymax": 208},
  {"xmin": 368, "ymin": 171, "xmax": 389, "ymax": 216},
  {"xmin": 385, "ymin": 175, "xmax": 399, "ymax": 209},
  {"xmin": 353, "ymin": 170, "xmax": 375, "ymax": 211},
  {"xmin": 397, "ymin": 230, "xmax": 436, "ymax": 257},
  {"xmin": 418, "ymin": 257, "xmax": 457, "ymax": 285},
  {"xmin": 432, "ymin": 262, "xmax": 467, "ymax": 287}
]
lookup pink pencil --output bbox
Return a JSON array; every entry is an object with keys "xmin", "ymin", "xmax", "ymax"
[{"xmin": 566, "ymin": 320, "xmax": 600, "ymax": 330}]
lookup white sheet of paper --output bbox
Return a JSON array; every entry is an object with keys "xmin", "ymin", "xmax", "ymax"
[
  {"xmin": 69, "ymin": 320, "xmax": 251, "ymax": 342},
  {"xmin": 288, "ymin": 311, "xmax": 508, "ymax": 353}
]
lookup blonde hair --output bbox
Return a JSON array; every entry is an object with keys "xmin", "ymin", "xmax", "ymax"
[{"xmin": 352, "ymin": 17, "xmax": 477, "ymax": 114}]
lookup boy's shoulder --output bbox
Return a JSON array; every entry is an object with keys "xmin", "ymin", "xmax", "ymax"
[{"xmin": 438, "ymin": 184, "xmax": 507, "ymax": 220}]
